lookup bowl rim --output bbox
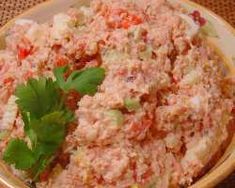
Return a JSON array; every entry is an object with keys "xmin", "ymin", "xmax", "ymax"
[
  {"xmin": 0, "ymin": 0, "xmax": 235, "ymax": 35},
  {"xmin": 0, "ymin": 0, "xmax": 234, "ymax": 188}
]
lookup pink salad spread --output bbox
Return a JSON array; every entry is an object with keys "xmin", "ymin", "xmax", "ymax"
[{"xmin": 0, "ymin": 0, "xmax": 234, "ymax": 188}]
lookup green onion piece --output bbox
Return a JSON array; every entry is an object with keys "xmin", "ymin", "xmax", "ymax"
[
  {"xmin": 124, "ymin": 98, "xmax": 141, "ymax": 112},
  {"xmin": 106, "ymin": 110, "xmax": 124, "ymax": 126}
]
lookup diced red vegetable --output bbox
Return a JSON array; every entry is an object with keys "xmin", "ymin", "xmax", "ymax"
[
  {"xmin": 40, "ymin": 169, "xmax": 50, "ymax": 182},
  {"xmin": 130, "ymin": 14, "xmax": 143, "ymax": 25},
  {"xmin": 17, "ymin": 37, "xmax": 33, "ymax": 60},
  {"xmin": 18, "ymin": 47, "xmax": 31, "ymax": 60},
  {"xmin": 65, "ymin": 90, "xmax": 81, "ymax": 111},
  {"xmin": 189, "ymin": 10, "xmax": 207, "ymax": 27},
  {"xmin": 105, "ymin": 8, "xmax": 143, "ymax": 29},
  {"xmin": 57, "ymin": 153, "xmax": 70, "ymax": 168},
  {"xmin": 3, "ymin": 77, "xmax": 14, "ymax": 85},
  {"xmin": 56, "ymin": 57, "xmax": 69, "ymax": 67},
  {"xmin": 198, "ymin": 17, "xmax": 206, "ymax": 26},
  {"xmin": 191, "ymin": 10, "xmax": 200, "ymax": 18}
]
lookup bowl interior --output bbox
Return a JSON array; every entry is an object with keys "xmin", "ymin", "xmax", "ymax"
[{"xmin": 0, "ymin": 0, "xmax": 234, "ymax": 188}]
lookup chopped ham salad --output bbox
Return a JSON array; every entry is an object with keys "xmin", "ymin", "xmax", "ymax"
[{"xmin": 0, "ymin": 0, "xmax": 234, "ymax": 188}]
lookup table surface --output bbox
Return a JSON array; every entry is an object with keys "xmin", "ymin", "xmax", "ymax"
[{"xmin": 0, "ymin": 0, "xmax": 234, "ymax": 187}]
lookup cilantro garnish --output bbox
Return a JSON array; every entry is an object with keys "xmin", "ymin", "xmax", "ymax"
[
  {"xmin": 3, "ymin": 139, "xmax": 36, "ymax": 170},
  {"xmin": 3, "ymin": 78, "xmax": 72, "ymax": 180},
  {"xmin": 2, "ymin": 66, "xmax": 105, "ymax": 180},
  {"xmin": 54, "ymin": 66, "xmax": 105, "ymax": 95},
  {"xmin": 15, "ymin": 78, "xmax": 62, "ymax": 118}
]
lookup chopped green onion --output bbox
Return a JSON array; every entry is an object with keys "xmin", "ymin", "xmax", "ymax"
[
  {"xmin": 124, "ymin": 98, "xmax": 141, "ymax": 112},
  {"xmin": 106, "ymin": 110, "xmax": 124, "ymax": 126}
]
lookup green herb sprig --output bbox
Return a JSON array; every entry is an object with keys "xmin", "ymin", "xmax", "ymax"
[{"xmin": 2, "ymin": 66, "xmax": 105, "ymax": 180}]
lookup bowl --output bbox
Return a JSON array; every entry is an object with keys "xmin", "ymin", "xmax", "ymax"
[{"xmin": 0, "ymin": 0, "xmax": 234, "ymax": 187}]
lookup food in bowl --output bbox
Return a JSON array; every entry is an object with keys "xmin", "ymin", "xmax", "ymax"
[{"xmin": 0, "ymin": 0, "xmax": 234, "ymax": 187}]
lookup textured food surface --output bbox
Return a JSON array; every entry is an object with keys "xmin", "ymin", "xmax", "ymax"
[
  {"xmin": 0, "ymin": 0, "xmax": 234, "ymax": 188},
  {"xmin": 0, "ymin": 0, "xmax": 235, "ymax": 27}
]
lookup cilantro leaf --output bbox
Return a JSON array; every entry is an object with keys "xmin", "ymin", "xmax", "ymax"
[
  {"xmin": 3, "ymin": 77, "xmax": 74, "ymax": 178},
  {"xmin": 53, "ymin": 66, "xmax": 68, "ymax": 91},
  {"xmin": 2, "ymin": 111, "xmax": 72, "ymax": 178},
  {"xmin": 15, "ymin": 78, "xmax": 62, "ymax": 118},
  {"xmin": 54, "ymin": 66, "xmax": 105, "ymax": 95},
  {"xmin": 3, "ymin": 139, "xmax": 36, "ymax": 170},
  {"xmin": 22, "ymin": 111, "xmax": 38, "ymax": 148},
  {"xmin": 31, "ymin": 111, "xmax": 67, "ymax": 148},
  {"xmin": 70, "ymin": 67, "xmax": 105, "ymax": 95},
  {"xmin": 2, "ymin": 66, "xmax": 102, "ymax": 180}
]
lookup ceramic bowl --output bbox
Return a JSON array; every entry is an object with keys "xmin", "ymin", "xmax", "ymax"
[{"xmin": 0, "ymin": 0, "xmax": 234, "ymax": 188}]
